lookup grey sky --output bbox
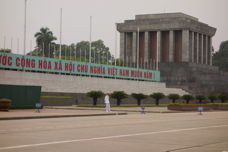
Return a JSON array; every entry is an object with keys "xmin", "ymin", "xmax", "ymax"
[{"xmin": 0, "ymin": 0, "xmax": 227, "ymax": 57}]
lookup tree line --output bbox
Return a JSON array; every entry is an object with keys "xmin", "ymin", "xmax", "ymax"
[
  {"xmin": 1, "ymin": 27, "xmax": 227, "ymax": 70},
  {"xmin": 87, "ymin": 91, "xmax": 228, "ymax": 106},
  {"xmin": 213, "ymin": 40, "xmax": 228, "ymax": 71},
  {"xmin": 26, "ymin": 27, "xmax": 123, "ymax": 65}
]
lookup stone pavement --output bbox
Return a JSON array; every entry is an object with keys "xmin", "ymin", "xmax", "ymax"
[
  {"xmin": 0, "ymin": 106, "xmax": 194, "ymax": 121},
  {"xmin": 46, "ymin": 106, "xmax": 181, "ymax": 113},
  {"xmin": 0, "ymin": 106, "xmax": 195, "ymax": 120},
  {"xmin": 0, "ymin": 108, "xmax": 127, "ymax": 120},
  {"xmin": 1, "ymin": 110, "xmax": 228, "ymax": 152}
]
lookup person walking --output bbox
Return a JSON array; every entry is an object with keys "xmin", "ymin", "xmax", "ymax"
[{"xmin": 104, "ymin": 93, "xmax": 111, "ymax": 112}]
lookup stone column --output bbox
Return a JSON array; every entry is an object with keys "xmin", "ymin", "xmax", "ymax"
[
  {"xmin": 182, "ymin": 30, "xmax": 189, "ymax": 62},
  {"xmin": 144, "ymin": 32, "xmax": 149, "ymax": 63},
  {"xmin": 120, "ymin": 32, "xmax": 125, "ymax": 60},
  {"xmin": 169, "ymin": 30, "xmax": 174, "ymax": 62},
  {"xmin": 209, "ymin": 36, "xmax": 212, "ymax": 65},
  {"xmin": 201, "ymin": 34, "xmax": 204, "ymax": 64},
  {"xmin": 156, "ymin": 31, "xmax": 161, "ymax": 62},
  {"xmin": 191, "ymin": 32, "xmax": 194, "ymax": 63},
  {"xmin": 196, "ymin": 33, "xmax": 199, "ymax": 64},
  {"xmin": 132, "ymin": 32, "xmax": 137, "ymax": 63},
  {"xmin": 125, "ymin": 33, "xmax": 133, "ymax": 65},
  {"xmin": 205, "ymin": 36, "xmax": 208, "ymax": 65}
]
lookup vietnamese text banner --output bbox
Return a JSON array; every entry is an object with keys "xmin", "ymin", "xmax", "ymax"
[{"xmin": 0, "ymin": 52, "xmax": 160, "ymax": 82}]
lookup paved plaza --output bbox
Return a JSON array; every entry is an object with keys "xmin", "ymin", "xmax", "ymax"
[
  {"xmin": 0, "ymin": 108, "xmax": 228, "ymax": 152},
  {"xmin": 0, "ymin": 108, "xmax": 126, "ymax": 120},
  {"xmin": 0, "ymin": 107, "xmax": 181, "ymax": 120}
]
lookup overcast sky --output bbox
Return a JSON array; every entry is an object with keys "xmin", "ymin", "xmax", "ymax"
[{"xmin": 0, "ymin": 0, "xmax": 227, "ymax": 56}]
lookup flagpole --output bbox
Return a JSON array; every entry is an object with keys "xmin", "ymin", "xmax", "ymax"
[
  {"xmin": 48, "ymin": 43, "xmax": 50, "ymax": 58},
  {"xmin": 115, "ymin": 24, "xmax": 117, "ymax": 68},
  {"xmin": 94, "ymin": 50, "xmax": 95, "ymax": 63},
  {"xmin": 23, "ymin": 0, "xmax": 27, "ymax": 55},
  {"xmin": 114, "ymin": 25, "xmax": 117, "ymax": 78},
  {"xmin": 70, "ymin": 46, "xmax": 71, "ymax": 60},
  {"xmin": 80, "ymin": 49, "xmax": 81, "ymax": 62},
  {"xmin": 17, "ymin": 38, "xmax": 19, "ymax": 54},
  {"xmin": 42, "ymin": 42, "xmax": 44, "ymax": 57},
  {"xmin": 54, "ymin": 44, "xmax": 56, "ymax": 58},
  {"xmin": 85, "ymin": 49, "xmax": 87, "ymax": 62},
  {"xmin": 156, "ymin": 32, "xmax": 159, "ymax": 71},
  {"xmin": 65, "ymin": 46, "xmax": 66, "ymax": 60},
  {"xmin": 75, "ymin": 46, "xmax": 76, "ymax": 61},
  {"xmin": 89, "ymin": 16, "xmax": 92, "ymax": 64},
  {"xmin": 59, "ymin": 8, "xmax": 62, "ymax": 60},
  {"xmin": 4, "ymin": 36, "xmax": 6, "ymax": 50},
  {"xmin": 30, "ymin": 40, "xmax": 32, "ymax": 54},
  {"xmin": 137, "ymin": 27, "xmax": 139, "ymax": 81},
  {"xmin": 93, "ymin": 47, "xmax": 95, "ymax": 63},
  {"xmin": 11, "ymin": 37, "xmax": 13, "ymax": 51},
  {"xmin": 107, "ymin": 51, "xmax": 108, "ymax": 65},
  {"xmin": 137, "ymin": 28, "xmax": 139, "ymax": 69}
]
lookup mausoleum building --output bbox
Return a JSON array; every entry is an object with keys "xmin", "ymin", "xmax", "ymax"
[{"xmin": 117, "ymin": 13, "xmax": 216, "ymax": 66}]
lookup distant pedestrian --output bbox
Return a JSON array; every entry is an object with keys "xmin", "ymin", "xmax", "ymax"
[{"xmin": 104, "ymin": 93, "xmax": 111, "ymax": 112}]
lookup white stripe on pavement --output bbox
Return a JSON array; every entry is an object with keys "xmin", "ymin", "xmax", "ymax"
[{"xmin": 0, "ymin": 124, "xmax": 228, "ymax": 150}]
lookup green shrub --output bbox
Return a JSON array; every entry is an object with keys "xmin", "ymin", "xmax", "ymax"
[
  {"xmin": 150, "ymin": 93, "xmax": 165, "ymax": 106},
  {"xmin": 208, "ymin": 95, "xmax": 217, "ymax": 103},
  {"xmin": 195, "ymin": 95, "xmax": 206, "ymax": 103},
  {"xmin": 168, "ymin": 94, "xmax": 180, "ymax": 103},
  {"xmin": 131, "ymin": 93, "xmax": 147, "ymax": 105},
  {"xmin": 111, "ymin": 91, "xmax": 128, "ymax": 106},
  {"xmin": 86, "ymin": 91, "xmax": 104, "ymax": 105},
  {"xmin": 218, "ymin": 94, "xmax": 228, "ymax": 103},
  {"xmin": 182, "ymin": 94, "xmax": 194, "ymax": 104}
]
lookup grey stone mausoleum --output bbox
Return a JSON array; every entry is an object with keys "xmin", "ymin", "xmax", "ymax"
[{"xmin": 117, "ymin": 13, "xmax": 216, "ymax": 66}]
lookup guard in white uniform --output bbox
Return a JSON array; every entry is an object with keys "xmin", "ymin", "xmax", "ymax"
[{"xmin": 104, "ymin": 94, "xmax": 110, "ymax": 112}]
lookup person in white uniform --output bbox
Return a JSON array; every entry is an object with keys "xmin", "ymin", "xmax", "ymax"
[{"xmin": 104, "ymin": 94, "xmax": 111, "ymax": 112}]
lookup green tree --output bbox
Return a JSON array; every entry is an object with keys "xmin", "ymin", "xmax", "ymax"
[
  {"xmin": 208, "ymin": 95, "xmax": 217, "ymax": 103},
  {"xmin": 86, "ymin": 91, "xmax": 104, "ymax": 105},
  {"xmin": 75, "ymin": 41, "xmax": 89, "ymax": 61},
  {"xmin": 112, "ymin": 58, "xmax": 124, "ymax": 66},
  {"xmin": 218, "ymin": 93, "xmax": 228, "ymax": 103},
  {"xmin": 195, "ymin": 95, "xmax": 206, "ymax": 103},
  {"xmin": 150, "ymin": 93, "xmax": 165, "ymax": 106},
  {"xmin": 92, "ymin": 40, "xmax": 110, "ymax": 63},
  {"xmin": 213, "ymin": 40, "xmax": 228, "ymax": 71},
  {"xmin": 34, "ymin": 27, "xmax": 57, "ymax": 57},
  {"xmin": 111, "ymin": 91, "xmax": 128, "ymax": 106},
  {"xmin": 182, "ymin": 94, "xmax": 194, "ymax": 104},
  {"xmin": 75, "ymin": 40, "xmax": 111, "ymax": 64},
  {"xmin": 131, "ymin": 93, "xmax": 147, "ymax": 106},
  {"xmin": 168, "ymin": 94, "xmax": 180, "ymax": 103},
  {"xmin": 60, "ymin": 44, "xmax": 74, "ymax": 60},
  {"xmin": 0, "ymin": 49, "xmax": 11, "ymax": 53}
]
